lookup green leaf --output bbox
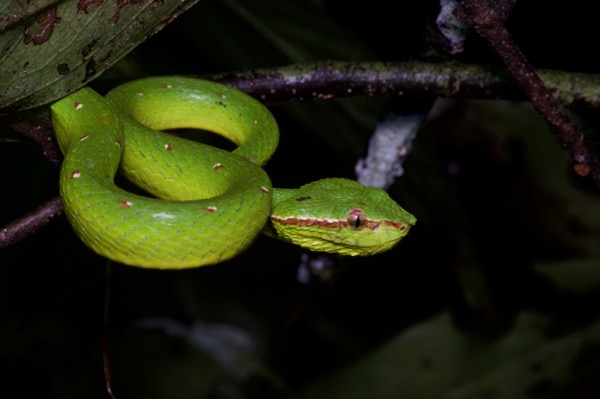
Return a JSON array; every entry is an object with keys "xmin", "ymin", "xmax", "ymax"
[
  {"xmin": 0, "ymin": 0, "xmax": 199, "ymax": 113},
  {"xmin": 294, "ymin": 312, "xmax": 600, "ymax": 399}
]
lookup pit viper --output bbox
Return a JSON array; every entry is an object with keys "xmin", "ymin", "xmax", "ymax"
[{"xmin": 50, "ymin": 77, "xmax": 416, "ymax": 269}]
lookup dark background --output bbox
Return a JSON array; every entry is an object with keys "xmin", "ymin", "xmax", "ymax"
[{"xmin": 1, "ymin": 1, "xmax": 600, "ymax": 398}]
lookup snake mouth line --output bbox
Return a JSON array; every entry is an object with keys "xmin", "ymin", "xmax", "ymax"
[{"xmin": 269, "ymin": 215, "xmax": 408, "ymax": 231}]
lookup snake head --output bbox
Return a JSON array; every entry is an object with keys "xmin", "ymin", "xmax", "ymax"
[{"xmin": 270, "ymin": 178, "xmax": 416, "ymax": 256}]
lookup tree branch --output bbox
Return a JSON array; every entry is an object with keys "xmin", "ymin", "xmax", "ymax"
[
  {"xmin": 206, "ymin": 61, "xmax": 600, "ymax": 109},
  {"xmin": 0, "ymin": 196, "xmax": 63, "ymax": 249},
  {"xmin": 455, "ymin": 0, "xmax": 600, "ymax": 180}
]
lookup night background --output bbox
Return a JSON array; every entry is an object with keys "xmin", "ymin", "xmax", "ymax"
[{"xmin": 1, "ymin": 1, "xmax": 600, "ymax": 398}]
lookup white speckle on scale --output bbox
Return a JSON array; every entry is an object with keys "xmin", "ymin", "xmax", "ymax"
[{"xmin": 152, "ymin": 212, "xmax": 176, "ymax": 219}]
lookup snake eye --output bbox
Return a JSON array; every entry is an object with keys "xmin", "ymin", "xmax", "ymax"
[{"xmin": 347, "ymin": 209, "xmax": 366, "ymax": 230}]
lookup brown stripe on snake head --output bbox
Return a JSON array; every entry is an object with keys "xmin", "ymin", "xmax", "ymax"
[
  {"xmin": 270, "ymin": 208, "xmax": 407, "ymax": 231},
  {"xmin": 271, "ymin": 216, "xmax": 351, "ymax": 229}
]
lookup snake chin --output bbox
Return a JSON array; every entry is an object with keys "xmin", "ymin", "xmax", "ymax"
[{"xmin": 269, "ymin": 216, "xmax": 414, "ymax": 256}]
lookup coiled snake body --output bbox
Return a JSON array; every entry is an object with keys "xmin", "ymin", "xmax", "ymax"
[{"xmin": 51, "ymin": 77, "xmax": 416, "ymax": 269}]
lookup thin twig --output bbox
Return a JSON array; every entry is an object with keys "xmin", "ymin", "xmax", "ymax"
[
  {"xmin": 206, "ymin": 61, "xmax": 600, "ymax": 108},
  {"xmin": 0, "ymin": 196, "xmax": 63, "ymax": 249},
  {"xmin": 455, "ymin": 0, "xmax": 600, "ymax": 182},
  {"xmin": 9, "ymin": 119, "xmax": 62, "ymax": 167},
  {"xmin": 103, "ymin": 264, "xmax": 117, "ymax": 399}
]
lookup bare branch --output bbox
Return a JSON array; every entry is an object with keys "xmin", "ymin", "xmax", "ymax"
[
  {"xmin": 207, "ymin": 61, "xmax": 600, "ymax": 109},
  {"xmin": 455, "ymin": 0, "xmax": 600, "ymax": 182},
  {"xmin": 9, "ymin": 118, "xmax": 62, "ymax": 167},
  {"xmin": 0, "ymin": 196, "xmax": 63, "ymax": 249}
]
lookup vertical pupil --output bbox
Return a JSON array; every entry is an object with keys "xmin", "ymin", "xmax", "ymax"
[{"xmin": 354, "ymin": 216, "xmax": 362, "ymax": 228}]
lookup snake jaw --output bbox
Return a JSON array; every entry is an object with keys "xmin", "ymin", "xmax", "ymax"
[{"xmin": 269, "ymin": 213, "xmax": 414, "ymax": 256}]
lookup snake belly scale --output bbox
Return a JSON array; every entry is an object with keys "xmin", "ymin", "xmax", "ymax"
[{"xmin": 51, "ymin": 77, "xmax": 416, "ymax": 269}]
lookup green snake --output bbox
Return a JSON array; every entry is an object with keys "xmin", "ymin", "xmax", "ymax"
[{"xmin": 50, "ymin": 77, "xmax": 416, "ymax": 269}]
